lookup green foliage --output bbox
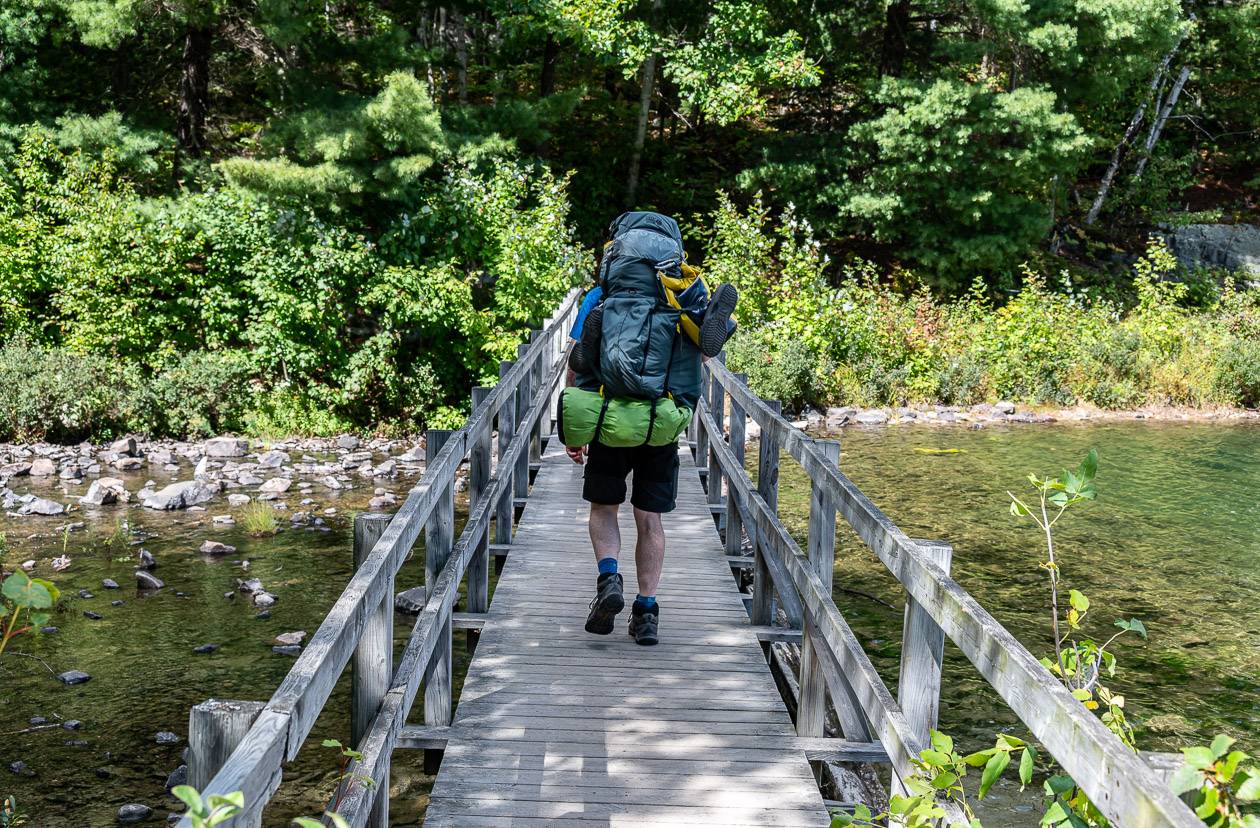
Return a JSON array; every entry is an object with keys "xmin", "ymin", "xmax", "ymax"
[
  {"xmin": 839, "ymin": 79, "xmax": 1090, "ymax": 286},
  {"xmin": 1169, "ymin": 736, "xmax": 1260, "ymax": 827},
  {"xmin": 171, "ymin": 786, "xmax": 243, "ymax": 828},
  {"xmin": 0, "ymin": 334, "xmax": 131, "ymax": 442},
  {"xmin": 1, "ymin": 570, "xmax": 61, "ymax": 660},
  {"xmin": 1, "ymin": 796, "xmax": 28, "ymax": 827},
  {"xmin": 240, "ymin": 503, "xmax": 279, "ymax": 537}
]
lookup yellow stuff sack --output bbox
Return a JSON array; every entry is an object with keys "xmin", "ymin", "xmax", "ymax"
[{"xmin": 558, "ymin": 387, "xmax": 692, "ymax": 448}]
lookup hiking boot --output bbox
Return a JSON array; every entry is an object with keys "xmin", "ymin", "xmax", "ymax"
[
  {"xmin": 584, "ymin": 571, "xmax": 624, "ymax": 635},
  {"xmin": 569, "ymin": 304, "xmax": 604, "ymax": 375},
  {"xmin": 699, "ymin": 283, "xmax": 738, "ymax": 358},
  {"xmin": 628, "ymin": 602, "xmax": 659, "ymax": 646}
]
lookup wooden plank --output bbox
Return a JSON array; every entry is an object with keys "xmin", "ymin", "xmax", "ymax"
[
  {"xmin": 350, "ymin": 512, "xmax": 392, "ymax": 828},
  {"xmin": 467, "ymin": 387, "xmax": 493, "ymax": 636},
  {"xmin": 495, "ymin": 361, "xmax": 516, "ymax": 549},
  {"xmin": 897, "ymin": 540, "xmax": 952, "ymax": 747},
  {"xmin": 424, "ymin": 427, "xmax": 457, "ymax": 773},
  {"xmin": 426, "ymin": 797, "xmax": 828, "ymax": 826}
]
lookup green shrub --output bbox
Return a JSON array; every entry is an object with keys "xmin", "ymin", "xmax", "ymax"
[
  {"xmin": 1214, "ymin": 337, "xmax": 1260, "ymax": 408},
  {"xmin": 0, "ymin": 335, "xmax": 131, "ymax": 442},
  {"xmin": 126, "ymin": 351, "xmax": 257, "ymax": 438},
  {"xmin": 726, "ymin": 328, "xmax": 822, "ymax": 413}
]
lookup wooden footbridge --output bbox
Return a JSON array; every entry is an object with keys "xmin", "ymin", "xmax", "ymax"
[{"xmin": 180, "ymin": 291, "xmax": 1201, "ymax": 827}]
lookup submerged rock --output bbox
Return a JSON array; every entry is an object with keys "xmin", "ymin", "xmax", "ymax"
[
  {"xmin": 200, "ymin": 540, "xmax": 236, "ymax": 556},
  {"xmin": 193, "ymin": 643, "xmax": 219, "ymax": 654},
  {"xmin": 21, "ymin": 497, "xmax": 66, "ymax": 516},
  {"xmin": 142, "ymin": 481, "xmax": 213, "ymax": 511},
  {"xmin": 57, "ymin": 670, "xmax": 92, "ymax": 685},
  {"xmin": 164, "ymin": 765, "xmax": 187, "ymax": 791},
  {"xmin": 117, "ymin": 803, "xmax": 152, "ymax": 824},
  {"xmin": 154, "ymin": 731, "xmax": 179, "ymax": 745},
  {"xmin": 138, "ymin": 549, "xmax": 156, "ymax": 570},
  {"xmin": 135, "ymin": 571, "xmax": 165, "ymax": 590},
  {"xmin": 204, "ymin": 436, "xmax": 249, "ymax": 458}
]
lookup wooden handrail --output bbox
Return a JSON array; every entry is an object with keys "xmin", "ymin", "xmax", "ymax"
[
  {"xmin": 698, "ymin": 360, "xmax": 1200, "ymax": 828},
  {"xmin": 178, "ymin": 289, "xmax": 581, "ymax": 827}
]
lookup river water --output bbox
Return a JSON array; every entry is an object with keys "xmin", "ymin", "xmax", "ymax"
[{"xmin": 2, "ymin": 422, "xmax": 1257, "ymax": 825}]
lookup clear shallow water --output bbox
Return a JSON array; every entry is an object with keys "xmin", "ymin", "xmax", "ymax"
[
  {"xmin": 0, "ymin": 457, "xmax": 463, "ymax": 827},
  {"xmin": 773, "ymin": 420, "xmax": 1260, "ymax": 821}
]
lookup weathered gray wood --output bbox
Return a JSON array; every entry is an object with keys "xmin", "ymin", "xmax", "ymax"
[
  {"xmin": 752, "ymin": 399, "xmax": 781, "ymax": 628},
  {"xmin": 424, "ymin": 428, "xmax": 456, "ymax": 773},
  {"xmin": 176, "ymin": 707, "xmax": 285, "ymax": 828},
  {"xmin": 725, "ymin": 372, "xmax": 747, "ymax": 559},
  {"xmin": 706, "ymin": 361, "xmax": 1200, "ymax": 827},
  {"xmin": 706, "ymin": 354, "xmax": 725, "ymax": 520},
  {"xmin": 188, "ymin": 699, "xmax": 266, "ymax": 793},
  {"xmin": 897, "ymin": 540, "xmax": 952, "ymax": 749},
  {"xmin": 799, "ymin": 439, "xmax": 839, "ymax": 739},
  {"xmin": 529, "ymin": 330, "xmax": 545, "ymax": 461},
  {"xmin": 514, "ymin": 342, "xmax": 532, "ymax": 501},
  {"xmin": 350, "ymin": 512, "xmax": 392, "ymax": 828},
  {"xmin": 467, "ymin": 387, "xmax": 492, "ymax": 651},
  {"xmin": 495, "ymin": 360, "xmax": 516, "ymax": 562}
]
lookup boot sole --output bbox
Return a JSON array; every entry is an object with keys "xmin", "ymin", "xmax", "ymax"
[
  {"xmin": 584, "ymin": 590, "xmax": 624, "ymax": 635},
  {"xmin": 699, "ymin": 284, "xmax": 738, "ymax": 357},
  {"xmin": 628, "ymin": 617, "xmax": 659, "ymax": 645}
]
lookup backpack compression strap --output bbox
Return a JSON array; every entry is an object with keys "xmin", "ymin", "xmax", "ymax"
[{"xmin": 641, "ymin": 332, "xmax": 679, "ymax": 447}]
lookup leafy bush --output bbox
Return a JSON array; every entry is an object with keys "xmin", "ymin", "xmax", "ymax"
[
  {"xmin": 126, "ymin": 351, "xmax": 257, "ymax": 438},
  {"xmin": 726, "ymin": 329, "xmax": 822, "ymax": 413},
  {"xmin": 0, "ymin": 334, "xmax": 131, "ymax": 442}
]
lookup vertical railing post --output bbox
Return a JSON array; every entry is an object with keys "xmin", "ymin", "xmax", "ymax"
[
  {"xmin": 696, "ymin": 364, "xmax": 711, "ymax": 467},
  {"xmin": 466, "ymin": 387, "xmax": 492, "ymax": 651},
  {"xmin": 350, "ymin": 511, "xmax": 392, "ymax": 827},
  {"xmin": 895, "ymin": 538, "xmax": 953, "ymax": 795},
  {"xmin": 514, "ymin": 343, "xmax": 532, "ymax": 502},
  {"xmin": 751, "ymin": 400, "xmax": 782, "ymax": 629},
  {"xmin": 495, "ymin": 361, "xmax": 516, "ymax": 575},
  {"xmin": 529, "ymin": 330, "xmax": 544, "ymax": 463},
  {"xmin": 798, "ymin": 440, "xmax": 839, "ymax": 741},
  {"xmin": 188, "ymin": 700, "xmax": 265, "ymax": 828},
  {"xmin": 423, "ymin": 428, "xmax": 456, "ymax": 774},
  {"xmin": 724, "ymin": 373, "xmax": 747, "ymax": 560},
  {"xmin": 706, "ymin": 356, "xmax": 725, "ymax": 526}
]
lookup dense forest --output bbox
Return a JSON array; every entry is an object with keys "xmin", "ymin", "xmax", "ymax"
[{"xmin": 1, "ymin": 0, "xmax": 1257, "ymax": 438}]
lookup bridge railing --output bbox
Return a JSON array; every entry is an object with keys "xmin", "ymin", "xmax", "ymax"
[
  {"xmin": 179, "ymin": 289, "xmax": 581, "ymax": 828},
  {"xmin": 694, "ymin": 359, "xmax": 1199, "ymax": 827}
]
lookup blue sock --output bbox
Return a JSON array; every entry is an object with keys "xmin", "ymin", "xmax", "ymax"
[
  {"xmin": 635, "ymin": 595, "xmax": 656, "ymax": 609},
  {"xmin": 597, "ymin": 557, "xmax": 618, "ymax": 576}
]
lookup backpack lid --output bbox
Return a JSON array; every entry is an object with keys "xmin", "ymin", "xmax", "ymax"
[{"xmin": 607, "ymin": 211, "xmax": 683, "ymax": 246}]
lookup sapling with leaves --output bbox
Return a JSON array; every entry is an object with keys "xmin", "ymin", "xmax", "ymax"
[
  {"xmin": 321, "ymin": 738, "xmax": 374, "ymax": 814},
  {"xmin": 170, "ymin": 787, "xmax": 243, "ymax": 827},
  {"xmin": 0, "ymin": 571, "xmax": 60, "ymax": 660},
  {"xmin": 1169, "ymin": 736, "xmax": 1260, "ymax": 827}
]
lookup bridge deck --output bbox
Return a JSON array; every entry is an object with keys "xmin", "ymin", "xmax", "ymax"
[{"xmin": 424, "ymin": 441, "xmax": 831, "ymax": 827}]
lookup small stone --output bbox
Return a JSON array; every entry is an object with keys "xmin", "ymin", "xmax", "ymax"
[
  {"xmin": 199, "ymin": 540, "xmax": 236, "ymax": 556},
  {"xmin": 193, "ymin": 643, "xmax": 219, "ymax": 654},
  {"xmin": 259, "ymin": 477, "xmax": 291, "ymax": 494},
  {"xmin": 255, "ymin": 610, "xmax": 271, "ymax": 620},
  {"xmin": 211, "ymin": 514, "xmax": 235, "ymax": 525},
  {"xmin": 41, "ymin": 626, "xmax": 58, "ymax": 634},
  {"xmin": 135, "ymin": 571, "xmax": 165, "ymax": 590},
  {"xmin": 322, "ymin": 475, "xmax": 343, "ymax": 490},
  {"xmin": 8, "ymin": 761, "xmax": 28, "ymax": 775},
  {"xmin": 256, "ymin": 450, "xmax": 289, "ymax": 468},
  {"xmin": 57, "ymin": 670, "xmax": 92, "ymax": 685},
  {"xmin": 204, "ymin": 436, "xmax": 249, "ymax": 458},
  {"xmin": 30, "ymin": 457, "xmax": 57, "ymax": 477},
  {"xmin": 63, "ymin": 720, "xmax": 82, "ymax": 730},
  {"xmin": 83, "ymin": 611, "xmax": 103, "ymax": 620},
  {"xmin": 154, "ymin": 731, "xmax": 180, "ymax": 745},
  {"xmin": 164, "ymin": 765, "xmax": 187, "ymax": 791},
  {"xmin": 111, "ymin": 599, "xmax": 124, "ymax": 607},
  {"xmin": 102, "ymin": 578, "xmax": 120, "ymax": 589},
  {"xmin": 29, "ymin": 716, "xmax": 47, "ymax": 725},
  {"xmin": 64, "ymin": 739, "xmax": 89, "ymax": 748},
  {"xmin": 95, "ymin": 767, "xmax": 112, "ymax": 779},
  {"xmin": 118, "ymin": 803, "xmax": 153, "ymax": 824},
  {"xmin": 193, "ymin": 456, "xmax": 211, "ymax": 479},
  {"xmin": 855, "ymin": 410, "xmax": 889, "ymax": 425},
  {"xmin": 110, "ymin": 437, "xmax": 138, "ymax": 457},
  {"xmin": 274, "ymin": 630, "xmax": 306, "ymax": 646},
  {"xmin": 227, "ymin": 493, "xmax": 251, "ymax": 507},
  {"xmin": 395, "ymin": 586, "xmax": 427, "ymax": 615},
  {"xmin": 253, "ymin": 592, "xmax": 277, "ymax": 609},
  {"xmin": 138, "ymin": 549, "xmax": 156, "ymax": 570},
  {"xmin": 272, "ymin": 644, "xmax": 301, "ymax": 657},
  {"xmin": 993, "ymin": 400, "xmax": 1017, "ymax": 415},
  {"xmin": 79, "ymin": 589, "xmax": 95, "ymax": 599},
  {"xmin": 142, "ymin": 480, "xmax": 213, "ymax": 511},
  {"xmin": 22, "ymin": 497, "xmax": 66, "ymax": 516},
  {"xmin": 113, "ymin": 457, "xmax": 144, "ymax": 471},
  {"xmin": 336, "ymin": 434, "xmax": 360, "ymax": 450}
]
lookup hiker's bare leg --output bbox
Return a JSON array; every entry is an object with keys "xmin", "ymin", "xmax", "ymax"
[
  {"xmin": 588, "ymin": 503, "xmax": 621, "ymax": 563},
  {"xmin": 632, "ymin": 507, "xmax": 665, "ymax": 596}
]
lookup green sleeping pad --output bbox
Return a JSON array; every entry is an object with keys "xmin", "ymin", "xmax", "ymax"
[{"xmin": 558, "ymin": 387, "xmax": 692, "ymax": 448}]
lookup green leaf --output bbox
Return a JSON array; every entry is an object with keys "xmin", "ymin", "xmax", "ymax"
[
  {"xmin": 328, "ymin": 815, "xmax": 350, "ymax": 828},
  {"xmin": 31, "ymin": 578, "xmax": 59, "ymax": 605},
  {"xmin": 964, "ymin": 749, "xmax": 995, "ymax": 767},
  {"xmin": 1020, "ymin": 746, "xmax": 1035, "ymax": 787},
  {"xmin": 1242, "ymin": 816, "xmax": 1260, "ymax": 828},
  {"xmin": 321, "ymin": 739, "xmax": 344, "ymax": 749},
  {"xmin": 291, "ymin": 819, "xmax": 324, "ymax": 828},
  {"xmin": 979, "ymin": 750, "xmax": 1011, "ymax": 798},
  {"xmin": 1210, "ymin": 734, "xmax": 1235, "ymax": 759},
  {"xmin": 171, "ymin": 786, "xmax": 207, "ymax": 817},
  {"xmin": 1068, "ymin": 590, "xmax": 1089, "ymax": 613},
  {"xmin": 1183, "ymin": 746, "xmax": 1215, "ymax": 770},
  {"xmin": 1195, "ymin": 784, "xmax": 1220, "ymax": 819},
  {"xmin": 208, "ymin": 792, "xmax": 244, "ymax": 810},
  {"xmin": 930, "ymin": 730, "xmax": 953, "ymax": 755},
  {"xmin": 1236, "ymin": 772, "xmax": 1260, "ymax": 801},
  {"xmin": 2, "ymin": 572, "xmax": 53, "ymax": 609},
  {"xmin": 1221, "ymin": 751, "xmax": 1247, "ymax": 782},
  {"xmin": 1041, "ymin": 801, "xmax": 1069, "ymax": 826},
  {"xmin": 1080, "ymin": 449, "xmax": 1098, "ymax": 481},
  {"xmin": 930, "ymin": 771, "xmax": 959, "ymax": 789},
  {"xmin": 29, "ymin": 612, "xmax": 50, "ymax": 628},
  {"xmin": 920, "ymin": 749, "xmax": 951, "ymax": 767},
  {"xmin": 1168, "ymin": 764, "xmax": 1202, "ymax": 795},
  {"xmin": 1044, "ymin": 774, "xmax": 1075, "ymax": 796}
]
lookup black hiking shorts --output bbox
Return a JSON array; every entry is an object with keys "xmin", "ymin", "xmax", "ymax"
[{"xmin": 583, "ymin": 440, "xmax": 680, "ymax": 514}]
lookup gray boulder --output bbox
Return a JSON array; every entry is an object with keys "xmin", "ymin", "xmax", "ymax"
[
  {"xmin": 1165, "ymin": 223, "xmax": 1260, "ymax": 276},
  {"xmin": 57, "ymin": 670, "xmax": 91, "ymax": 685},
  {"xmin": 259, "ymin": 477, "xmax": 291, "ymax": 494},
  {"xmin": 256, "ymin": 449, "xmax": 290, "ymax": 468},
  {"xmin": 21, "ymin": 497, "xmax": 65, "ymax": 516},
  {"xmin": 855, "ymin": 410, "xmax": 889, "ymax": 426},
  {"xmin": 336, "ymin": 434, "xmax": 361, "ymax": 450},
  {"xmin": 142, "ymin": 481, "xmax": 213, "ymax": 510},
  {"xmin": 109, "ymin": 437, "xmax": 138, "ymax": 457},
  {"xmin": 204, "ymin": 436, "xmax": 249, "ymax": 458},
  {"xmin": 29, "ymin": 458, "xmax": 56, "ymax": 477},
  {"xmin": 136, "ymin": 571, "xmax": 165, "ymax": 590},
  {"xmin": 199, "ymin": 540, "xmax": 236, "ymax": 556},
  {"xmin": 81, "ymin": 477, "xmax": 128, "ymax": 507},
  {"xmin": 117, "ymin": 804, "xmax": 152, "ymax": 824}
]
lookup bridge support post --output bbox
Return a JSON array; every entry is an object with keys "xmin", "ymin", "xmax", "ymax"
[
  {"xmin": 351, "ymin": 511, "xmax": 393, "ymax": 827},
  {"xmin": 424, "ymin": 429, "xmax": 456, "ymax": 775},
  {"xmin": 798, "ymin": 439, "xmax": 840, "ymax": 742},
  {"xmin": 893, "ymin": 539, "xmax": 953, "ymax": 796},
  {"xmin": 696, "ymin": 362, "xmax": 710, "ymax": 467},
  {"xmin": 514, "ymin": 344, "xmax": 532, "ymax": 503},
  {"xmin": 751, "ymin": 399, "xmax": 782, "ymax": 635},
  {"xmin": 467, "ymin": 387, "xmax": 492, "ymax": 652},
  {"xmin": 495, "ymin": 361, "xmax": 517, "ymax": 575},
  {"xmin": 724, "ymin": 373, "xmax": 747, "ymax": 562},
  {"xmin": 188, "ymin": 699, "xmax": 265, "ymax": 828},
  {"xmin": 706, "ymin": 354, "xmax": 726, "ymax": 529},
  {"xmin": 529, "ymin": 330, "xmax": 544, "ymax": 463}
]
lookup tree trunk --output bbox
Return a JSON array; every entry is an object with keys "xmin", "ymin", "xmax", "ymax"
[
  {"xmin": 540, "ymin": 34, "xmax": 559, "ymax": 97},
  {"xmin": 1133, "ymin": 64, "xmax": 1190, "ymax": 181},
  {"xmin": 451, "ymin": 9, "xmax": 468, "ymax": 104},
  {"xmin": 1084, "ymin": 41, "xmax": 1183, "ymax": 224},
  {"xmin": 176, "ymin": 24, "xmax": 212, "ymax": 157},
  {"xmin": 625, "ymin": 51, "xmax": 657, "ymax": 207},
  {"xmin": 878, "ymin": 0, "xmax": 912, "ymax": 77}
]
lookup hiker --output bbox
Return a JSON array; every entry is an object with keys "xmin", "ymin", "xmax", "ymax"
[{"xmin": 560, "ymin": 211, "xmax": 737, "ymax": 646}]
